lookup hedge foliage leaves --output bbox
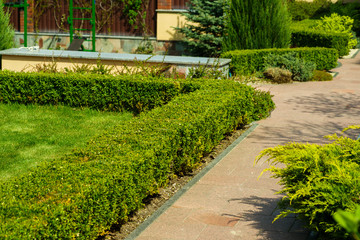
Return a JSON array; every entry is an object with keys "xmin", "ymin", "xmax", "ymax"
[
  {"xmin": 0, "ymin": 72, "xmax": 274, "ymax": 239},
  {"xmin": 221, "ymin": 47, "xmax": 338, "ymax": 76},
  {"xmin": 0, "ymin": 71, "xmax": 196, "ymax": 114},
  {"xmin": 291, "ymin": 25, "xmax": 351, "ymax": 57}
]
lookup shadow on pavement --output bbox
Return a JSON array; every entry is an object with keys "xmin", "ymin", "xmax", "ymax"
[
  {"xmin": 225, "ymin": 195, "xmax": 310, "ymax": 240},
  {"xmin": 286, "ymin": 92, "xmax": 360, "ymax": 118},
  {"xmin": 249, "ymin": 121, "xmax": 359, "ymax": 149}
]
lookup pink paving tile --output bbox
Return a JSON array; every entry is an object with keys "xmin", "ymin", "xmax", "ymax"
[
  {"xmin": 173, "ymin": 184, "xmax": 282, "ymax": 216},
  {"xmin": 196, "ymin": 225, "xmax": 242, "ymax": 240},
  {"xmin": 233, "ymin": 215, "xmax": 295, "ymax": 233},
  {"xmin": 190, "ymin": 211, "xmax": 240, "ymax": 227},
  {"xmin": 139, "ymin": 217, "xmax": 206, "ymax": 240},
  {"xmin": 151, "ymin": 206, "xmax": 194, "ymax": 225},
  {"xmin": 199, "ymin": 172, "xmax": 280, "ymax": 190},
  {"xmin": 198, "ymin": 174, "xmax": 248, "ymax": 187},
  {"xmin": 136, "ymin": 236, "xmax": 171, "ymax": 240},
  {"xmin": 254, "ymin": 231, "xmax": 309, "ymax": 240}
]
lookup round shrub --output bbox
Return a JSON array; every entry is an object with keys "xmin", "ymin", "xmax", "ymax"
[
  {"xmin": 311, "ymin": 70, "xmax": 333, "ymax": 81},
  {"xmin": 263, "ymin": 67, "xmax": 293, "ymax": 84}
]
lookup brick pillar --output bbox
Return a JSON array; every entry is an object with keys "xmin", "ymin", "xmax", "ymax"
[
  {"xmin": 158, "ymin": 0, "xmax": 172, "ymax": 10},
  {"xmin": 27, "ymin": 0, "xmax": 34, "ymax": 32},
  {"xmin": 19, "ymin": 0, "xmax": 34, "ymax": 33}
]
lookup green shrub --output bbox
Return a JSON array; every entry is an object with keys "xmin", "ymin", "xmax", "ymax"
[
  {"xmin": 264, "ymin": 53, "xmax": 316, "ymax": 82},
  {"xmin": 287, "ymin": 0, "xmax": 332, "ymax": 21},
  {"xmin": 328, "ymin": 1, "xmax": 360, "ymax": 36},
  {"xmin": 0, "ymin": 73, "xmax": 275, "ymax": 239},
  {"xmin": 175, "ymin": 0, "xmax": 227, "ymax": 57},
  {"xmin": 313, "ymin": 13, "xmax": 357, "ymax": 50},
  {"xmin": 221, "ymin": 47, "xmax": 338, "ymax": 76},
  {"xmin": 311, "ymin": 70, "xmax": 333, "ymax": 81},
  {"xmin": 0, "ymin": 71, "xmax": 192, "ymax": 114},
  {"xmin": 291, "ymin": 19, "xmax": 321, "ymax": 29},
  {"xmin": 0, "ymin": 0, "xmax": 14, "ymax": 50},
  {"xmin": 223, "ymin": 0, "xmax": 291, "ymax": 51},
  {"xmin": 263, "ymin": 67, "xmax": 293, "ymax": 84},
  {"xmin": 291, "ymin": 27, "xmax": 350, "ymax": 57},
  {"xmin": 256, "ymin": 126, "xmax": 360, "ymax": 238}
]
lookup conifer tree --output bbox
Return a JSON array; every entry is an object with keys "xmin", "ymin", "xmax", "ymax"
[
  {"xmin": 223, "ymin": 0, "xmax": 291, "ymax": 51},
  {"xmin": 176, "ymin": 0, "xmax": 227, "ymax": 57},
  {"xmin": 0, "ymin": 1, "xmax": 14, "ymax": 50}
]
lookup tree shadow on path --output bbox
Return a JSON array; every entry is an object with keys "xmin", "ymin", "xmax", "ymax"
[{"xmin": 224, "ymin": 195, "xmax": 311, "ymax": 240}]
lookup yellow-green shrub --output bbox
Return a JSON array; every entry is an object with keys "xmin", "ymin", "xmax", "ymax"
[{"xmin": 257, "ymin": 127, "xmax": 360, "ymax": 238}]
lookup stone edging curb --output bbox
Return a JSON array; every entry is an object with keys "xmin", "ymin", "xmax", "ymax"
[{"xmin": 124, "ymin": 123, "xmax": 259, "ymax": 240}]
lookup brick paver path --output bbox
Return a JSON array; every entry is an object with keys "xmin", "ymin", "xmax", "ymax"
[{"xmin": 133, "ymin": 52, "xmax": 360, "ymax": 240}]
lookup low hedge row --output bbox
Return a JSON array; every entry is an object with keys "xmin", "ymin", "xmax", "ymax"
[
  {"xmin": 0, "ymin": 71, "xmax": 198, "ymax": 114},
  {"xmin": 291, "ymin": 27, "xmax": 350, "ymax": 57},
  {"xmin": 221, "ymin": 47, "xmax": 338, "ymax": 76},
  {"xmin": 0, "ymin": 73, "xmax": 275, "ymax": 239}
]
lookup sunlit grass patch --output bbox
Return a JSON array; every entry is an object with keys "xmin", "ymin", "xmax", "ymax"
[{"xmin": 0, "ymin": 103, "xmax": 133, "ymax": 180}]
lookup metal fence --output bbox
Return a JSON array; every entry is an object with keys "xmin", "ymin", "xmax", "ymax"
[{"xmin": 6, "ymin": 0, "xmax": 158, "ymax": 37}]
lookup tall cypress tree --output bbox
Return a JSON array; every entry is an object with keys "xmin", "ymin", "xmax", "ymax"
[
  {"xmin": 223, "ymin": 0, "xmax": 291, "ymax": 51},
  {"xmin": 176, "ymin": 0, "xmax": 227, "ymax": 57},
  {"xmin": 0, "ymin": 0, "xmax": 14, "ymax": 50}
]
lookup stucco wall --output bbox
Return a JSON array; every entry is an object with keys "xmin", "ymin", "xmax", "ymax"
[{"xmin": 156, "ymin": 10, "xmax": 188, "ymax": 41}]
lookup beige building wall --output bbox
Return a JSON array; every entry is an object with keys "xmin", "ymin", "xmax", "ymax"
[
  {"xmin": 156, "ymin": 10, "xmax": 188, "ymax": 41},
  {"xmin": 1, "ymin": 55, "xmax": 166, "ymax": 74}
]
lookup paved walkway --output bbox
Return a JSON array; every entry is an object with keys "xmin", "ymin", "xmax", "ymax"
[{"xmin": 131, "ymin": 52, "xmax": 360, "ymax": 240}]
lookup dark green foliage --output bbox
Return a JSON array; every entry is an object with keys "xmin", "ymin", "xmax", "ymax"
[
  {"xmin": 0, "ymin": 71, "xmax": 190, "ymax": 114},
  {"xmin": 311, "ymin": 70, "xmax": 333, "ymax": 81},
  {"xmin": 0, "ymin": 0, "xmax": 14, "ymax": 50},
  {"xmin": 287, "ymin": 0, "xmax": 331, "ymax": 21},
  {"xmin": 223, "ymin": 0, "xmax": 291, "ymax": 51},
  {"xmin": 289, "ymin": 0, "xmax": 360, "ymax": 37},
  {"xmin": 291, "ymin": 26, "xmax": 350, "ymax": 57},
  {"xmin": 0, "ymin": 73, "xmax": 275, "ymax": 239},
  {"xmin": 221, "ymin": 47, "xmax": 338, "ymax": 76},
  {"xmin": 175, "ymin": 0, "xmax": 227, "ymax": 57},
  {"xmin": 256, "ymin": 128, "xmax": 360, "ymax": 238},
  {"xmin": 264, "ymin": 53, "xmax": 316, "ymax": 82},
  {"xmin": 328, "ymin": 1, "xmax": 360, "ymax": 35},
  {"xmin": 291, "ymin": 19, "xmax": 321, "ymax": 29}
]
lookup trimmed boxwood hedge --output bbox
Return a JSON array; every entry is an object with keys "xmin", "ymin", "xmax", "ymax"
[
  {"xmin": 0, "ymin": 71, "xmax": 200, "ymax": 114},
  {"xmin": 221, "ymin": 47, "xmax": 338, "ymax": 76},
  {"xmin": 291, "ymin": 27, "xmax": 350, "ymax": 57},
  {"xmin": 0, "ymin": 72, "xmax": 274, "ymax": 239}
]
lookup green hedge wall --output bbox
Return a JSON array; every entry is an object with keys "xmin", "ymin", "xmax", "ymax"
[
  {"xmin": 0, "ymin": 73, "xmax": 275, "ymax": 239},
  {"xmin": 0, "ymin": 71, "xmax": 199, "ymax": 114},
  {"xmin": 221, "ymin": 47, "xmax": 338, "ymax": 76},
  {"xmin": 291, "ymin": 27, "xmax": 350, "ymax": 57}
]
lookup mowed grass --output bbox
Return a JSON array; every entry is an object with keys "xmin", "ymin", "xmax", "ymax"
[{"xmin": 0, "ymin": 103, "xmax": 133, "ymax": 181}]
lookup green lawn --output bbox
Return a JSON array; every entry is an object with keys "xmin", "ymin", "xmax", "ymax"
[{"xmin": 0, "ymin": 103, "xmax": 133, "ymax": 181}]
